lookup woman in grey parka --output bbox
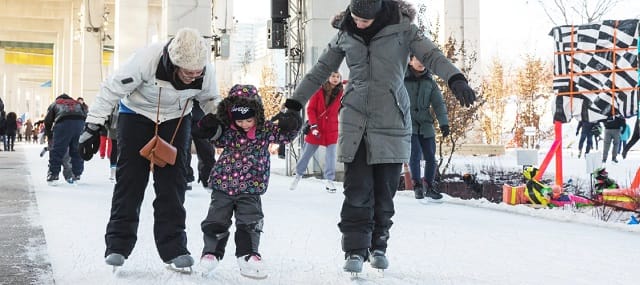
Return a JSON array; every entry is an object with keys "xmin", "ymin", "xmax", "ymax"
[{"xmin": 280, "ymin": 0, "xmax": 476, "ymax": 273}]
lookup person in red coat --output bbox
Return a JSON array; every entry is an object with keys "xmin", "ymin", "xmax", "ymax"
[{"xmin": 290, "ymin": 72, "xmax": 343, "ymax": 192}]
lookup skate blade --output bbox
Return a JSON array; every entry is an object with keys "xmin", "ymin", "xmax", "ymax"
[
  {"xmin": 166, "ymin": 265, "xmax": 193, "ymax": 274},
  {"xmin": 326, "ymin": 188, "xmax": 336, "ymax": 193},
  {"xmin": 111, "ymin": 265, "xmax": 121, "ymax": 274},
  {"xmin": 425, "ymin": 198, "xmax": 444, "ymax": 204},
  {"xmin": 240, "ymin": 271, "xmax": 268, "ymax": 280}
]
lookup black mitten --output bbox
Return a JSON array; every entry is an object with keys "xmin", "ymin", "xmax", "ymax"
[
  {"xmin": 449, "ymin": 76, "xmax": 476, "ymax": 107},
  {"xmin": 440, "ymin": 125, "xmax": 450, "ymax": 137},
  {"xmin": 274, "ymin": 110, "xmax": 303, "ymax": 132},
  {"xmin": 192, "ymin": 113, "xmax": 223, "ymax": 139},
  {"xmin": 78, "ymin": 123, "xmax": 103, "ymax": 161}
]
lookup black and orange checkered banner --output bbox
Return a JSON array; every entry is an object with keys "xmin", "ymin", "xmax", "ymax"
[{"xmin": 549, "ymin": 19, "xmax": 639, "ymax": 123}]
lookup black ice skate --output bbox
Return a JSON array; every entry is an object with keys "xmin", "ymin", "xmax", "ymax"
[
  {"xmin": 369, "ymin": 250, "xmax": 389, "ymax": 271},
  {"xmin": 166, "ymin": 254, "xmax": 194, "ymax": 274},
  {"xmin": 343, "ymin": 254, "xmax": 364, "ymax": 275},
  {"xmin": 105, "ymin": 253, "xmax": 125, "ymax": 272}
]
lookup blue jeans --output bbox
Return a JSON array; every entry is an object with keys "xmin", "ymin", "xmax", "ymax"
[
  {"xmin": 577, "ymin": 132, "xmax": 592, "ymax": 153},
  {"xmin": 409, "ymin": 134, "xmax": 436, "ymax": 186},
  {"xmin": 48, "ymin": 120, "xmax": 84, "ymax": 176},
  {"xmin": 295, "ymin": 143, "xmax": 337, "ymax": 180}
]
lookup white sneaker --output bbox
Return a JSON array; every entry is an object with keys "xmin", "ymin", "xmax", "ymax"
[
  {"xmin": 325, "ymin": 180, "xmax": 337, "ymax": 193},
  {"xmin": 199, "ymin": 254, "xmax": 219, "ymax": 275},
  {"xmin": 237, "ymin": 254, "xmax": 267, "ymax": 279},
  {"xmin": 289, "ymin": 175, "xmax": 302, "ymax": 191}
]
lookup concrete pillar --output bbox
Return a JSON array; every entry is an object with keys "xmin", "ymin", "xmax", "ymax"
[
  {"xmin": 54, "ymin": 30, "xmax": 64, "ymax": 96},
  {"xmin": 114, "ymin": 0, "xmax": 149, "ymax": 69},
  {"xmin": 305, "ymin": 0, "xmax": 345, "ymax": 72},
  {"xmin": 58, "ymin": 1, "xmax": 76, "ymax": 96},
  {"xmin": 164, "ymin": 0, "xmax": 212, "ymax": 38},
  {"xmin": 0, "ymin": 49, "xmax": 5, "ymax": 102},
  {"xmin": 71, "ymin": 1, "xmax": 83, "ymax": 99},
  {"xmin": 80, "ymin": 0, "xmax": 105, "ymax": 104},
  {"xmin": 442, "ymin": 0, "xmax": 480, "ymax": 77}
]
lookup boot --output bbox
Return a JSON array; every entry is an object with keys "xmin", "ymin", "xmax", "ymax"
[
  {"xmin": 46, "ymin": 172, "xmax": 59, "ymax": 183},
  {"xmin": 424, "ymin": 184, "xmax": 443, "ymax": 201},
  {"xmin": 413, "ymin": 180, "xmax": 424, "ymax": 199}
]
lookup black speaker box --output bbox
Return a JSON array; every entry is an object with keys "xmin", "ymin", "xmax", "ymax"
[
  {"xmin": 267, "ymin": 20, "xmax": 287, "ymax": 49},
  {"xmin": 271, "ymin": 0, "xmax": 289, "ymax": 19}
]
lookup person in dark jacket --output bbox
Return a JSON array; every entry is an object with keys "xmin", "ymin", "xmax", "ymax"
[
  {"xmin": 4, "ymin": 112, "xmax": 18, "ymax": 151},
  {"xmin": 0, "ymin": 110, "xmax": 6, "ymax": 151},
  {"xmin": 279, "ymin": 0, "xmax": 476, "ymax": 273},
  {"xmin": 185, "ymin": 99, "xmax": 216, "ymax": 189},
  {"xmin": 621, "ymin": 116, "xmax": 639, "ymax": 159},
  {"xmin": 196, "ymin": 84, "xmax": 298, "ymax": 279},
  {"xmin": 44, "ymin": 93, "xmax": 87, "ymax": 182},
  {"xmin": 405, "ymin": 55, "xmax": 449, "ymax": 201},
  {"xmin": 575, "ymin": 120, "xmax": 594, "ymax": 158},
  {"xmin": 602, "ymin": 114, "xmax": 625, "ymax": 163}
]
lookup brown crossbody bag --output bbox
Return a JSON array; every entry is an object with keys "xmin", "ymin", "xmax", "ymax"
[{"xmin": 139, "ymin": 89, "xmax": 189, "ymax": 170}]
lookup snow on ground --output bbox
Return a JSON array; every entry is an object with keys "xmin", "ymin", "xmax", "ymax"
[{"xmin": 24, "ymin": 143, "xmax": 640, "ymax": 285}]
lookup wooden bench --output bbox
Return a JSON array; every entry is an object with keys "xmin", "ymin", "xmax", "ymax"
[{"xmin": 440, "ymin": 144, "xmax": 505, "ymax": 156}]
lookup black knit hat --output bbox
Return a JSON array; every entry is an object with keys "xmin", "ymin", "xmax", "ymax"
[
  {"xmin": 350, "ymin": 0, "xmax": 382, "ymax": 19},
  {"xmin": 230, "ymin": 105, "xmax": 256, "ymax": 120}
]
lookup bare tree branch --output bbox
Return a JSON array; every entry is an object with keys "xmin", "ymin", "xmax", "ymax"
[{"xmin": 537, "ymin": 0, "xmax": 622, "ymax": 25}]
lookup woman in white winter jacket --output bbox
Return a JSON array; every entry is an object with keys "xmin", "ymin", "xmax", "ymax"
[{"xmin": 78, "ymin": 28, "xmax": 219, "ymax": 271}]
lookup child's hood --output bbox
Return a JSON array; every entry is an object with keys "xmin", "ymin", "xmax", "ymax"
[{"xmin": 216, "ymin": 95, "xmax": 265, "ymax": 128}]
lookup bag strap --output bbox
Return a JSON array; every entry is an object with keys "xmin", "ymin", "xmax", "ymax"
[
  {"xmin": 154, "ymin": 89, "xmax": 162, "ymax": 136},
  {"xmin": 170, "ymin": 100, "xmax": 189, "ymax": 144},
  {"xmin": 154, "ymin": 88, "xmax": 190, "ymax": 145}
]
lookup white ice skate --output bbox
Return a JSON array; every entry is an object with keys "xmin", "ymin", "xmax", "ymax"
[
  {"xmin": 289, "ymin": 175, "xmax": 302, "ymax": 191},
  {"xmin": 237, "ymin": 254, "xmax": 268, "ymax": 279},
  {"xmin": 325, "ymin": 180, "xmax": 337, "ymax": 193},
  {"xmin": 198, "ymin": 254, "xmax": 219, "ymax": 276}
]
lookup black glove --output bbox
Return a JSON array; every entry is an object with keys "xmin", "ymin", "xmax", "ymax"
[
  {"xmin": 440, "ymin": 125, "xmax": 450, "ymax": 137},
  {"xmin": 192, "ymin": 113, "xmax": 223, "ymax": 139},
  {"xmin": 272, "ymin": 99, "xmax": 303, "ymax": 132},
  {"xmin": 273, "ymin": 109, "xmax": 303, "ymax": 132},
  {"xmin": 450, "ymin": 79, "xmax": 476, "ymax": 107},
  {"xmin": 78, "ymin": 123, "xmax": 103, "ymax": 161}
]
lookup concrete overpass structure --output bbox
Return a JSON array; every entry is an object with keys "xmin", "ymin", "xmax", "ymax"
[{"xmin": 0, "ymin": 0, "xmax": 478, "ymax": 120}]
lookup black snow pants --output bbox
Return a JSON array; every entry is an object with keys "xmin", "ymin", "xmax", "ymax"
[
  {"xmin": 201, "ymin": 191, "xmax": 264, "ymax": 259},
  {"xmin": 338, "ymin": 139, "xmax": 401, "ymax": 259},
  {"xmin": 104, "ymin": 113, "xmax": 191, "ymax": 263}
]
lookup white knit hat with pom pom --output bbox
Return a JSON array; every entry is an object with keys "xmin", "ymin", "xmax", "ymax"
[{"xmin": 168, "ymin": 28, "xmax": 208, "ymax": 70}]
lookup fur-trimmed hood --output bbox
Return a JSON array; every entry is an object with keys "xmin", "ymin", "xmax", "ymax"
[
  {"xmin": 216, "ymin": 95, "xmax": 265, "ymax": 129},
  {"xmin": 331, "ymin": 0, "xmax": 416, "ymax": 29}
]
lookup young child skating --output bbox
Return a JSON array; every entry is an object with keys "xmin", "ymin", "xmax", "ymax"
[{"xmin": 194, "ymin": 84, "xmax": 299, "ymax": 279}]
